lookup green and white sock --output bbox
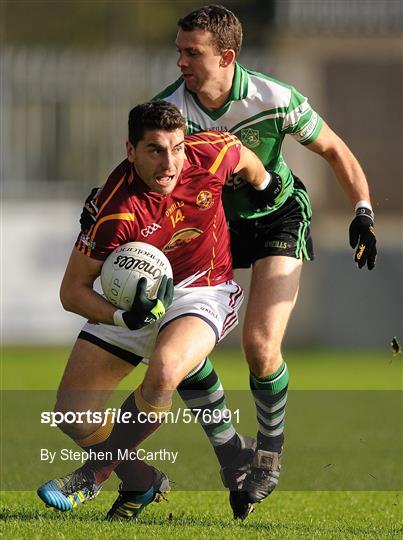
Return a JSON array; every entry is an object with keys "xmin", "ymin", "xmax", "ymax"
[
  {"xmin": 178, "ymin": 357, "xmax": 241, "ymax": 466},
  {"xmin": 250, "ymin": 361, "xmax": 289, "ymax": 453}
]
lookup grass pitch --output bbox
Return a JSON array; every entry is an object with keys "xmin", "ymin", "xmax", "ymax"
[
  {"xmin": 1, "ymin": 346, "xmax": 402, "ymax": 539},
  {"xmin": 2, "ymin": 490, "xmax": 401, "ymax": 539}
]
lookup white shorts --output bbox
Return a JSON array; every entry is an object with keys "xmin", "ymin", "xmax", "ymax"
[{"xmin": 79, "ymin": 280, "xmax": 243, "ymax": 365}]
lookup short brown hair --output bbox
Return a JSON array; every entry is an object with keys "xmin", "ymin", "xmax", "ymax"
[
  {"xmin": 178, "ymin": 5, "xmax": 243, "ymax": 57},
  {"xmin": 128, "ymin": 101, "xmax": 186, "ymax": 146}
]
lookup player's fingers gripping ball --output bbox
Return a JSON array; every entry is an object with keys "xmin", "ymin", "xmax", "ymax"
[
  {"xmin": 120, "ymin": 276, "xmax": 174, "ymax": 330},
  {"xmin": 101, "ymin": 241, "xmax": 174, "ymax": 330},
  {"xmin": 154, "ymin": 274, "xmax": 174, "ymax": 316},
  {"xmin": 348, "ymin": 207, "xmax": 377, "ymax": 270}
]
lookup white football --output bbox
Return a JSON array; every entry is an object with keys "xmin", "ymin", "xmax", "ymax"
[{"xmin": 101, "ymin": 241, "xmax": 173, "ymax": 310}]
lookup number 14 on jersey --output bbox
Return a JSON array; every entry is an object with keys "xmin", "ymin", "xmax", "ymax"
[{"xmin": 170, "ymin": 209, "xmax": 185, "ymax": 228}]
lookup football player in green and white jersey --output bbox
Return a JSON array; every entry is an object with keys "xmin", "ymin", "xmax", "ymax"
[
  {"xmin": 156, "ymin": 3, "xmax": 376, "ymax": 513},
  {"xmin": 80, "ymin": 4, "xmax": 377, "ymax": 520}
]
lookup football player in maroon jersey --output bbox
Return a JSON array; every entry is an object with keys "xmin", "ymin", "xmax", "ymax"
[{"xmin": 37, "ymin": 100, "xmax": 283, "ymax": 520}]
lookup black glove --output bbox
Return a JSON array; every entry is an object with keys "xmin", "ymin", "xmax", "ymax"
[
  {"xmin": 117, "ymin": 276, "xmax": 174, "ymax": 330},
  {"xmin": 80, "ymin": 187, "xmax": 101, "ymax": 234},
  {"xmin": 349, "ymin": 207, "xmax": 377, "ymax": 270},
  {"xmin": 252, "ymin": 171, "xmax": 283, "ymax": 210}
]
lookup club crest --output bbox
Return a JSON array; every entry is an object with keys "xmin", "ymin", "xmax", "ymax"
[
  {"xmin": 240, "ymin": 128, "xmax": 260, "ymax": 148},
  {"xmin": 196, "ymin": 190, "xmax": 214, "ymax": 210}
]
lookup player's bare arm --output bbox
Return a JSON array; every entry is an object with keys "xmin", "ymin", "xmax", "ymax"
[
  {"xmin": 306, "ymin": 121, "xmax": 371, "ymax": 209},
  {"xmin": 234, "ymin": 143, "xmax": 284, "ymax": 207},
  {"xmin": 233, "ymin": 144, "xmax": 266, "ymax": 188},
  {"xmin": 307, "ymin": 122, "xmax": 376, "ymax": 269},
  {"xmin": 60, "ymin": 248, "xmax": 116, "ymax": 324}
]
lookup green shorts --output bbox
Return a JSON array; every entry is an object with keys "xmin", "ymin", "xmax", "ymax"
[{"xmin": 229, "ymin": 176, "xmax": 314, "ymax": 268}]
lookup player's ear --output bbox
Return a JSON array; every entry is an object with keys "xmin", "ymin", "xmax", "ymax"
[
  {"xmin": 220, "ymin": 49, "xmax": 236, "ymax": 68},
  {"xmin": 126, "ymin": 141, "xmax": 135, "ymax": 162}
]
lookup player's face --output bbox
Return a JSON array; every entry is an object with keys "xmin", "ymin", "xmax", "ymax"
[
  {"xmin": 127, "ymin": 129, "xmax": 185, "ymax": 195},
  {"xmin": 176, "ymin": 29, "xmax": 226, "ymax": 93}
]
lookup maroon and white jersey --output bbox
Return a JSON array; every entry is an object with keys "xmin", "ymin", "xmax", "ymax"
[{"xmin": 76, "ymin": 131, "xmax": 241, "ymax": 287}]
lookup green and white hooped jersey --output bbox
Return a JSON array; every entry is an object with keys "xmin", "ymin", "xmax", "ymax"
[{"xmin": 154, "ymin": 63, "xmax": 323, "ymax": 220}]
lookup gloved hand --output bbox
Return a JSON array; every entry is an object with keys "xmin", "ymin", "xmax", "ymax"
[
  {"xmin": 349, "ymin": 207, "xmax": 377, "ymax": 270},
  {"xmin": 252, "ymin": 170, "xmax": 283, "ymax": 210},
  {"xmin": 114, "ymin": 276, "xmax": 174, "ymax": 330},
  {"xmin": 80, "ymin": 187, "xmax": 101, "ymax": 234}
]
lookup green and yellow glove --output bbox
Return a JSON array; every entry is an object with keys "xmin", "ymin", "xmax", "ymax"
[{"xmin": 113, "ymin": 275, "xmax": 174, "ymax": 330}]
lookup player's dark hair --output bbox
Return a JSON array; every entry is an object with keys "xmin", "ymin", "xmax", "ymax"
[
  {"xmin": 178, "ymin": 5, "xmax": 242, "ymax": 57},
  {"xmin": 128, "ymin": 101, "xmax": 186, "ymax": 146}
]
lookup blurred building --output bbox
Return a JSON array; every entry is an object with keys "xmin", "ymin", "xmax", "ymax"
[{"xmin": 1, "ymin": 0, "xmax": 402, "ymax": 347}]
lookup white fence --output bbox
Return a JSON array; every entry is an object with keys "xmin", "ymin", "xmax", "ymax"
[{"xmin": 1, "ymin": 47, "xmax": 269, "ymax": 199}]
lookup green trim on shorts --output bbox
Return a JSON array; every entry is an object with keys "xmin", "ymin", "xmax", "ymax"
[{"xmin": 293, "ymin": 187, "xmax": 313, "ymax": 261}]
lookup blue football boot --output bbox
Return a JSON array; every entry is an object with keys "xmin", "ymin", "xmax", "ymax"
[{"xmin": 37, "ymin": 467, "xmax": 102, "ymax": 511}]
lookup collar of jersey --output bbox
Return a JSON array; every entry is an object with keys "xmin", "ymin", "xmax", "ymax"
[{"xmin": 189, "ymin": 62, "xmax": 249, "ymax": 121}]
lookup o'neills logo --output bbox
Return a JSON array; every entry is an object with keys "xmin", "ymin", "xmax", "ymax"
[
  {"xmin": 113, "ymin": 255, "xmax": 163, "ymax": 279},
  {"xmin": 196, "ymin": 190, "xmax": 214, "ymax": 210},
  {"xmin": 163, "ymin": 228, "xmax": 203, "ymax": 253}
]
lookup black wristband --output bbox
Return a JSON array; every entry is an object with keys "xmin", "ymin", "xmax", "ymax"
[
  {"xmin": 254, "ymin": 171, "xmax": 283, "ymax": 207},
  {"xmin": 355, "ymin": 207, "xmax": 374, "ymax": 221},
  {"xmin": 268, "ymin": 171, "xmax": 282, "ymax": 200}
]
